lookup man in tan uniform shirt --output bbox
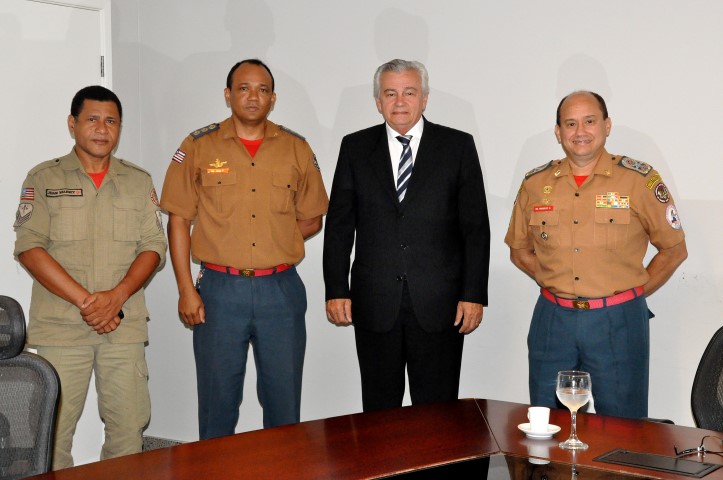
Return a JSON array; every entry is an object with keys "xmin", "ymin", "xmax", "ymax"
[
  {"xmin": 14, "ymin": 86, "xmax": 166, "ymax": 469},
  {"xmin": 505, "ymin": 91, "xmax": 687, "ymax": 419},
  {"xmin": 161, "ymin": 59, "xmax": 328, "ymax": 438}
]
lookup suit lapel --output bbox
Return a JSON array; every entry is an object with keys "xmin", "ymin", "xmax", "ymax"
[{"xmin": 402, "ymin": 119, "xmax": 438, "ymax": 206}]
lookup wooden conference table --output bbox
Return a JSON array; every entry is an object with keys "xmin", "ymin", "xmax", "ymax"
[{"xmin": 27, "ymin": 399, "xmax": 723, "ymax": 479}]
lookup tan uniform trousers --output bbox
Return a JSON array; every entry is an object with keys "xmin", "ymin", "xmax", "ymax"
[{"xmin": 37, "ymin": 343, "xmax": 150, "ymax": 470}]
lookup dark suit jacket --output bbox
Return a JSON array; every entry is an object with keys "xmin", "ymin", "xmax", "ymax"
[{"xmin": 323, "ymin": 120, "xmax": 490, "ymax": 333}]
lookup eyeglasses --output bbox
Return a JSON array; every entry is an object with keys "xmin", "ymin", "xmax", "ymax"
[{"xmin": 674, "ymin": 435, "xmax": 723, "ymax": 457}]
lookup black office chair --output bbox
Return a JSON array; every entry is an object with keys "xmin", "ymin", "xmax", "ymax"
[
  {"xmin": 0, "ymin": 295, "xmax": 59, "ymax": 479},
  {"xmin": 690, "ymin": 325, "xmax": 723, "ymax": 432}
]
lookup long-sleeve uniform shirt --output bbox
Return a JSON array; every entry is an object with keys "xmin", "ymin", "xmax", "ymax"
[
  {"xmin": 14, "ymin": 150, "xmax": 167, "ymax": 346},
  {"xmin": 160, "ymin": 118, "xmax": 328, "ymax": 269},
  {"xmin": 505, "ymin": 150, "xmax": 685, "ymax": 299}
]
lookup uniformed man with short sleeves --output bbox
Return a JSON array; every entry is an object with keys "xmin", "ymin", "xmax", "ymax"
[
  {"xmin": 14, "ymin": 86, "xmax": 166, "ymax": 469},
  {"xmin": 505, "ymin": 91, "xmax": 687, "ymax": 419},
  {"xmin": 161, "ymin": 59, "xmax": 328, "ymax": 438}
]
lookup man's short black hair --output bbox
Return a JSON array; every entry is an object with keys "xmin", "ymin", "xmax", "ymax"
[
  {"xmin": 556, "ymin": 91, "xmax": 608, "ymax": 126},
  {"xmin": 70, "ymin": 85, "xmax": 122, "ymax": 120},
  {"xmin": 226, "ymin": 59, "xmax": 275, "ymax": 92}
]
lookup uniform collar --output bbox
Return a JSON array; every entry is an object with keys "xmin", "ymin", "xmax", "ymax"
[
  {"xmin": 219, "ymin": 117, "xmax": 281, "ymax": 141},
  {"xmin": 59, "ymin": 149, "xmax": 123, "ymax": 174},
  {"xmin": 556, "ymin": 149, "xmax": 614, "ymax": 179}
]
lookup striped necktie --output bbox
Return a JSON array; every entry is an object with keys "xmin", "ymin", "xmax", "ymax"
[{"xmin": 396, "ymin": 135, "xmax": 413, "ymax": 202}]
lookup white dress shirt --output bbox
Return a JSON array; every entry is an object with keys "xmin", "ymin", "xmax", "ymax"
[{"xmin": 385, "ymin": 118, "xmax": 424, "ymax": 183}]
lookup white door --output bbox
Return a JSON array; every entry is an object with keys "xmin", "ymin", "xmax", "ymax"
[{"xmin": 0, "ymin": 0, "xmax": 112, "ymax": 466}]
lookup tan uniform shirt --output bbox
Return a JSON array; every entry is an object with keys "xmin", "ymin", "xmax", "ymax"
[
  {"xmin": 160, "ymin": 118, "xmax": 328, "ymax": 268},
  {"xmin": 14, "ymin": 150, "xmax": 167, "ymax": 346},
  {"xmin": 505, "ymin": 150, "xmax": 685, "ymax": 298}
]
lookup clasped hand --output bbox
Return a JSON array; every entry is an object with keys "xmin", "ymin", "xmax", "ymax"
[{"xmin": 80, "ymin": 290, "xmax": 125, "ymax": 335}]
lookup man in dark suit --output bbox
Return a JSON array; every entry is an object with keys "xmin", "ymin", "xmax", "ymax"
[{"xmin": 323, "ymin": 59, "xmax": 490, "ymax": 411}]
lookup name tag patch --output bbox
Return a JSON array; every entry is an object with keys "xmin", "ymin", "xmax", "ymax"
[
  {"xmin": 46, "ymin": 188, "xmax": 83, "ymax": 197},
  {"xmin": 533, "ymin": 205, "xmax": 554, "ymax": 212}
]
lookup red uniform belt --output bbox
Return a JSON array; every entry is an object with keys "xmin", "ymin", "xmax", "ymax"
[
  {"xmin": 203, "ymin": 262, "xmax": 291, "ymax": 277},
  {"xmin": 541, "ymin": 286, "xmax": 644, "ymax": 310}
]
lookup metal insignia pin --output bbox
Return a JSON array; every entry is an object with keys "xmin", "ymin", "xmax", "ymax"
[{"xmin": 541, "ymin": 232, "xmax": 549, "ymax": 241}]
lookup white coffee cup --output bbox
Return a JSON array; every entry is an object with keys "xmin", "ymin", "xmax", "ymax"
[{"xmin": 527, "ymin": 406, "xmax": 550, "ymax": 433}]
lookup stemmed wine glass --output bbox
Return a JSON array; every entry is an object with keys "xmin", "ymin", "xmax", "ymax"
[{"xmin": 556, "ymin": 370, "xmax": 592, "ymax": 450}]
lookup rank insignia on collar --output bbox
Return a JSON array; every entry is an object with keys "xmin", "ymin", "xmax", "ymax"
[{"xmin": 619, "ymin": 156, "xmax": 652, "ymax": 175}]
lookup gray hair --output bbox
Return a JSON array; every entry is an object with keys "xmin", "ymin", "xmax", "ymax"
[{"xmin": 373, "ymin": 59, "xmax": 429, "ymax": 98}]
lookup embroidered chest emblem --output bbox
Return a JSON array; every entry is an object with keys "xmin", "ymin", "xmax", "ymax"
[
  {"xmin": 596, "ymin": 192, "xmax": 630, "ymax": 209},
  {"xmin": 207, "ymin": 159, "xmax": 230, "ymax": 174}
]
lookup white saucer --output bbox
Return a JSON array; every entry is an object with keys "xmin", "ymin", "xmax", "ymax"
[{"xmin": 518, "ymin": 423, "xmax": 561, "ymax": 439}]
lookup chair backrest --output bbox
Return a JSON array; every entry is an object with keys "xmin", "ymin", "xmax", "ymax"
[
  {"xmin": 0, "ymin": 295, "xmax": 59, "ymax": 479},
  {"xmin": 690, "ymin": 325, "xmax": 723, "ymax": 432}
]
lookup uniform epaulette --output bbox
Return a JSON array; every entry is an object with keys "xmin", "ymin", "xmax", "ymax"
[
  {"xmin": 279, "ymin": 125, "xmax": 305, "ymax": 140},
  {"xmin": 618, "ymin": 156, "xmax": 652, "ymax": 176},
  {"xmin": 524, "ymin": 161, "xmax": 554, "ymax": 179},
  {"xmin": 27, "ymin": 158, "xmax": 62, "ymax": 175},
  {"xmin": 190, "ymin": 123, "xmax": 220, "ymax": 140},
  {"xmin": 118, "ymin": 159, "xmax": 151, "ymax": 176}
]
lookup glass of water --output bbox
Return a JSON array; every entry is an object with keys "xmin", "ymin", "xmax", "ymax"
[{"xmin": 556, "ymin": 370, "xmax": 592, "ymax": 450}]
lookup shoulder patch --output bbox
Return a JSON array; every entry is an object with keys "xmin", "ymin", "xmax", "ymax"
[
  {"xmin": 525, "ymin": 161, "xmax": 553, "ymax": 179},
  {"xmin": 618, "ymin": 156, "xmax": 652, "ymax": 176},
  {"xmin": 279, "ymin": 125, "xmax": 306, "ymax": 140},
  {"xmin": 14, "ymin": 203, "xmax": 33, "ymax": 228},
  {"xmin": 190, "ymin": 123, "xmax": 220, "ymax": 140}
]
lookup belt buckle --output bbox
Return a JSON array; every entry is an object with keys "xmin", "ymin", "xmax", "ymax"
[
  {"xmin": 572, "ymin": 300, "xmax": 590, "ymax": 310},
  {"xmin": 240, "ymin": 269, "xmax": 255, "ymax": 277}
]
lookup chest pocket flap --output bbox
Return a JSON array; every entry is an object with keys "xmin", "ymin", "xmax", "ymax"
[
  {"xmin": 201, "ymin": 171, "xmax": 237, "ymax": 187},
  {"xmin": 271, "ymin": 170, "xmax": 298, "ymax": 213},
  {"xmin": 529, "ymin": 209, "xmax": 560, "ymax": 247},
  {"xmin": 113, "ymin": 196, "xmax": 145, "ymax": 241},
  {"xmin": 594, "ymin": 208, "xmax": 630, "ymax": 249}
]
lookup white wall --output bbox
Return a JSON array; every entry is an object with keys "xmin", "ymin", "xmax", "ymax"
[{"xmin": 16, "ymin": 0, "xmax": 721, "ymax": 450}]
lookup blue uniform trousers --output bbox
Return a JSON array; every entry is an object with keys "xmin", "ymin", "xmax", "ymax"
[
  {"xmin": 194, "ymin": 266, "xmax": 306, "ymax": 439},
  {"xmin": 527, "ymin": 293, "xmax": 651, "ymax": 419}
]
